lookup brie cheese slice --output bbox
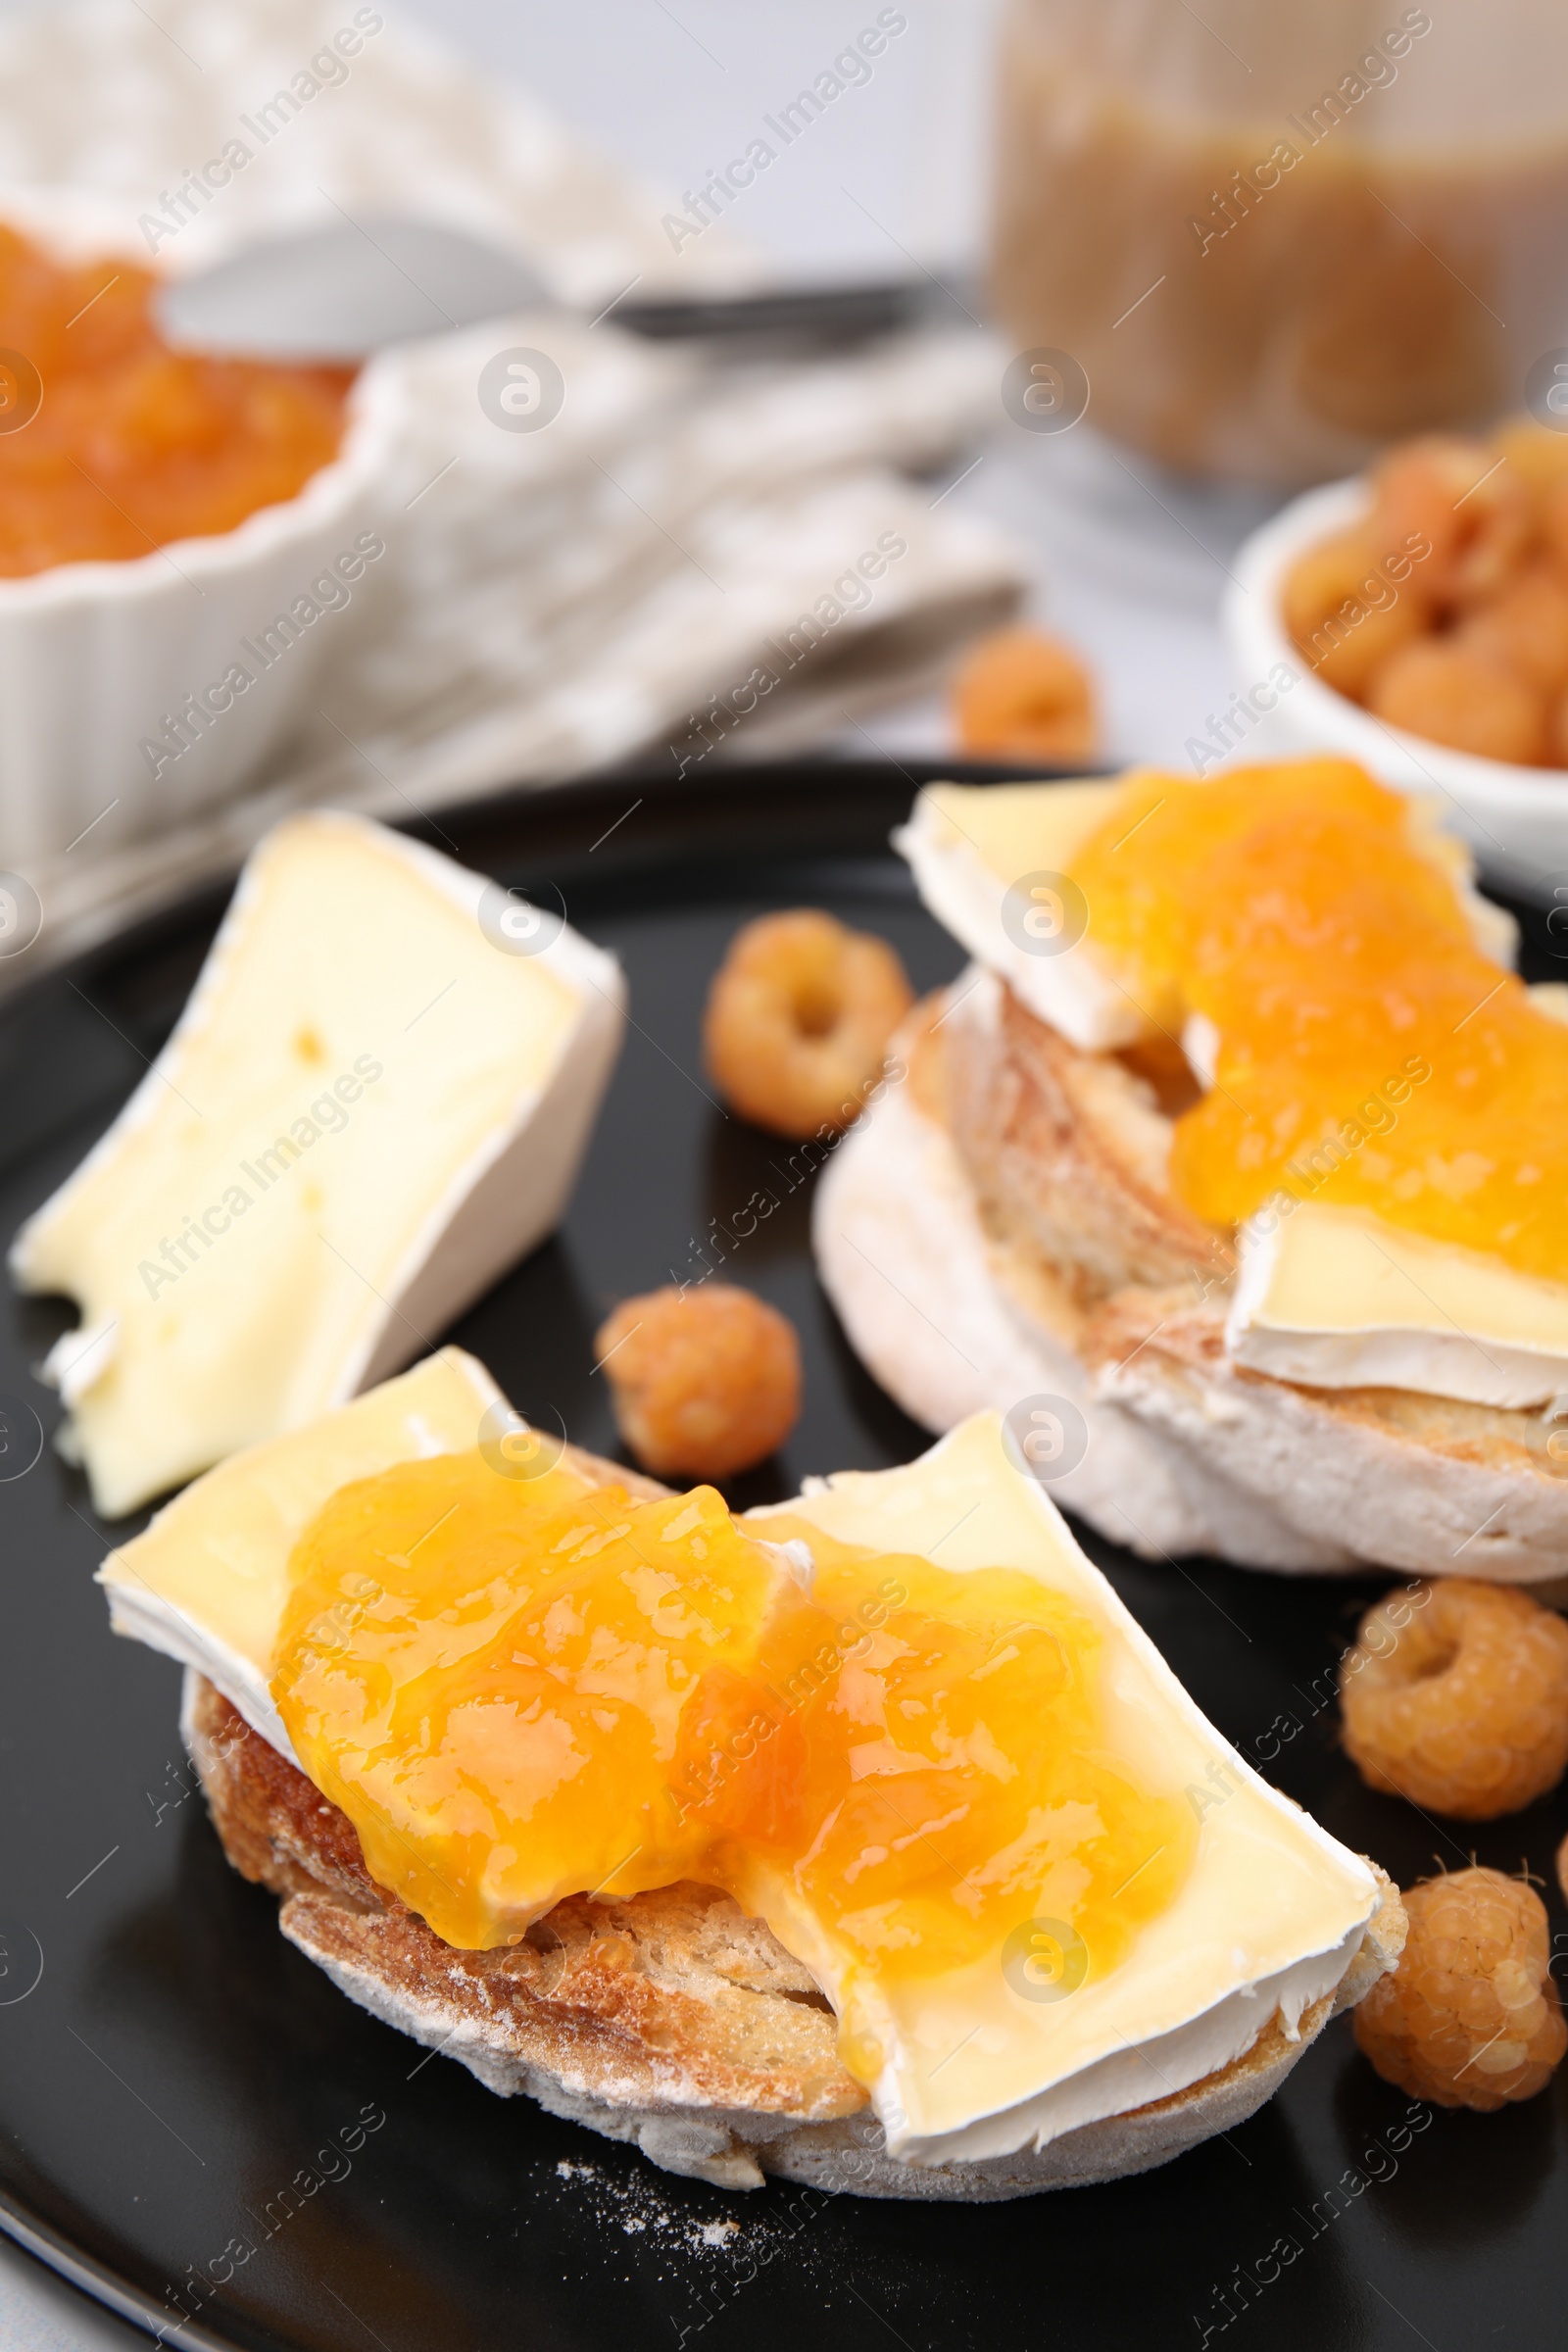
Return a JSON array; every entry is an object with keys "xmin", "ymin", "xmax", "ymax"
[
  {"xmin": 98, "ymin": 1347, "xmax": 504, "ymax": 1762},
  {"xmin": 895, "ymin": 775, "xmax": 1517, "ymax": 1056},
  {"xmin": 1229, "ymin": 1203, "xmax": 1568, "ymax": 1410},
  {"xmin": 12, "ymin": 811, "xmax": 622, "ymax": 1516},
  {"xmin": 894, "ymin": 778, "xmax": 1137, "ymax": 1052},
  {"xmin": 745, "ymin": 1415, "xmax": 1380, "ymax": 2164}
]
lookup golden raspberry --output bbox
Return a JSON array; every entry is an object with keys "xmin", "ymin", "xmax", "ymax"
[
  {"xmin": 1340, "ymin": 1577, "xmax": 1568, "ymax": 1818},
  {"xmin": 951, "ymin": 626, "xmax": 1098, "ymax": 759},
  {"xmin": 595, "ymin": 1284, "xmax": 801, "ymax": 1482},
  {"xmin": 703, "ymin": 909, "xmax": 911, "ymax": 1140},
  {"xmin": 1354, "ymin": 1868, "xmax": 1565, "ymax": 2110}
]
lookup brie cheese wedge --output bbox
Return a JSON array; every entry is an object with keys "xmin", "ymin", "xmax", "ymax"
[
  {"xmin": 100, "ymin": 1360, "xmax": 1381, "ymax": 2170},
  {"xmin": 12, "ymin": 812, "xmax": 622, "ymax": 1516},
  {"xmin": 895, "ymin": 776, "xmax": 1517, "ymax": 1056},
  {"xmin": 746, "ymin": 1416, "xmax": 1380, "ymax": 2164},
  {"xmin": 1229, "ymin": 1202, "xmax": 1568, "ymax": 1411},
  {"xmin": 894, "ymin": 778, "xmax": 1136, "ymax": 1053}
]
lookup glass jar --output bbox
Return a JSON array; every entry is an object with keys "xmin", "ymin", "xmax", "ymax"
[{"xmin": 990, "ymin": 0, "xmax": 1568, "ymax": 483}]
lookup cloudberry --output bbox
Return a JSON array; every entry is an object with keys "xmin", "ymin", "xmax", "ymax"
[
  {"xmin": 1340, "ymin": 1578, "xmax": 1568, "ymax": 1818},
  {"xmin": 595, "ymin": 1284, "xmax": 801, "ymax": 1482},
  {"xmin": 1354, "ymin": 1868, "xmax": 1565, "ymax": 2110}
]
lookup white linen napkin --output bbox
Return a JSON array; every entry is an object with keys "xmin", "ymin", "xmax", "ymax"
[{"xmin": 0, "ymin": 0, "xmax": 1026, "ymax": 977}]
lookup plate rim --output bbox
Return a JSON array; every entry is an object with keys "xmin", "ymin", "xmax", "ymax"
[
  {"xmin": 1, "ymin": 750, "xmax": 1549, "ymax": 2352},
  {"xmin": 0, "ymin": 2195, "xmax": 239, "ymax": 2352}
]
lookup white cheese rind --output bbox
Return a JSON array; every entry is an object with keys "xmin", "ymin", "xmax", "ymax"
[
  {"xmin": 1229, "ymin": 1204, "xmax": 1568, "ymax": 1409},
  {"xmin": 107, "ymin": 1576, "xmax": 298, "ymax": 1768},
  {"xmin": 882, "ymin": 1932, "xmax": 1362, "ymax": 2169},
  {"xmin": 11, "ymin": 811, "xmax": 623, "ymax": 1515}
]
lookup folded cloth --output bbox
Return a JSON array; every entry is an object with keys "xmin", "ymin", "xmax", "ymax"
[{"xmin": 0, "ymin": 0, "xmax": 1027, "ymax": 979}]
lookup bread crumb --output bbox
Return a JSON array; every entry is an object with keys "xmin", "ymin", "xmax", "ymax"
[{"xmin": 697, "ymin": 2220, "xmax": 739, "ymax": 2248}]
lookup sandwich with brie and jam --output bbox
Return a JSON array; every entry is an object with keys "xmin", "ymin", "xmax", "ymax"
[
  {"xmin": 815, "ymin": 758, "xmax": 1568, "ymax": 1580},
  {"xmin": 101, "ymin": 1348, "xmax": 1401, "ymax": 2198}
]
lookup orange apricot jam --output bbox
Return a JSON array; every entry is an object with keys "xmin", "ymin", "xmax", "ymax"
[
  {"xmin": 0, "ymin": 223, "xmax": 353, "ymax": 575},
  {"xmin": 271, "ymin": 1450, "xmax": 1193, "ymax": 2074},
  {"xmin": 1069, "ymin": 759, "xmax": 1568, "ymax": 1282}
]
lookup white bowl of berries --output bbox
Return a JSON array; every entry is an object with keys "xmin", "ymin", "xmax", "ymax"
[{"xmin": 1222, "ymin": 423, "xmax": 1568, "ymax": 899}]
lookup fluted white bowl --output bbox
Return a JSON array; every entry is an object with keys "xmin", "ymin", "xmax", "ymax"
[{"xmin": 0, "ymin": 187, "xmax": 400, "ymax": 871}]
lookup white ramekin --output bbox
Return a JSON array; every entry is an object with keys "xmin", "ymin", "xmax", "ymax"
[
  {"xmin": 1222, "ymin": 477, "xmax": 1568, "ymax": 898},
  {"xmin": 0, "ymin": 187, "xmax": 400, "ymax": 871}
]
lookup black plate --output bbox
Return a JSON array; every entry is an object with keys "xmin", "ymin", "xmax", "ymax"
[{"xmin": 1, "ymin": 760, "xmax": 1565, "ymax": 2352}]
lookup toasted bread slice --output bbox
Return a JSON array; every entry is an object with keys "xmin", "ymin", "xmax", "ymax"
[
  {"xmin": 825, "ymin": 994, "xmax": 1354, "ymax": 1564},
  {"xmin": 833, "ymin": 984, "xmax": 1568, "ymax": 1582},
  {"xmin": 1084, "ymin": 1289, "xmax": 1568, "ymax": 1586},
  {"xmin": 176, "ymin": 1424, "xmax": 1404, "ymax": 2193},
  {"xmin": 944, "ymin": 974, "xmax": 1227, "ymax": 1308},
  {"xmin": 184, "ymin": 1670, "xmax": 1402, "ymax": 2198},
  {"xmin": 814, "ymin": 1064, "xmax": 1359, "ymax": 1568}
]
